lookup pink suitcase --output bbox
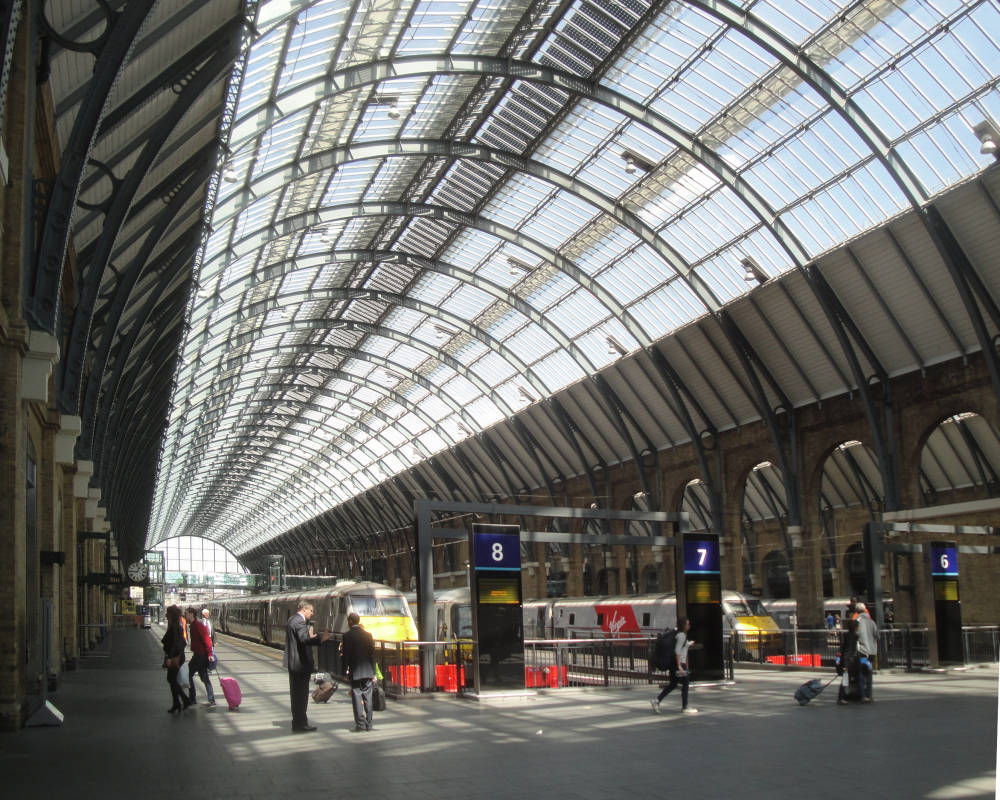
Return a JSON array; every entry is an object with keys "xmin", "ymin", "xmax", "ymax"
[{"xmin": 220, "ymin": 676, "xmax": 242, "ymax": 710}]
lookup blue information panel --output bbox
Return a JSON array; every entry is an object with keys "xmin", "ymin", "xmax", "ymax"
[
  {"xmin": 683, "ymin": 535, "xmax": 721, "ymax": 574},
  {"xmin": 473, "ymin": 525, "xmax": 521, "ymax": 571},
  {"xmin": 930, "ymin": 544, "xmax": 958, "ymax": 576}
]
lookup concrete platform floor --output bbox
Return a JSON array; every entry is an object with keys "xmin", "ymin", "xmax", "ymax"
[{"xmin": 2, "ymin": 627, "xmax": 996, "ymax": 800}]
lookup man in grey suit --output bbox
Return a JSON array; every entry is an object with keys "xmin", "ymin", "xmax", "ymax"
[
  {"xmin": 340, "ymin": 612, "xmax": 377, "ymax": 731},
  {"xmin": 284, "ymin": 601, "xmax": 330, "ymax": 732}
]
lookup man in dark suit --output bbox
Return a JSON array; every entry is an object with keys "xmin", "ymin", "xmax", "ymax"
[
  {"xmin": 340, "ymin": 612, "xmax": 377, "ymax": 731},
  {"xmin": 283, "ymin": 601, "xmax": 330, "ymax": 732}
]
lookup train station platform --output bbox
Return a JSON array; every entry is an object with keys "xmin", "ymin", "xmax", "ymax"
[{"xmin": 4, "ymin": 628, "xmax": 997, "ymax": 800}]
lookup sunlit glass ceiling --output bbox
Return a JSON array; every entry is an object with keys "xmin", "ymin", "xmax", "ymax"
[{"xmin": 148, "ymin": 0, "xmax": 1000, "ymax": 554}]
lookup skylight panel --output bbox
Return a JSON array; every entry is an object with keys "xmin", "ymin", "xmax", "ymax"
[
  {"xmin": 596, "ymin": 247, "xmax": 670, "ymax": 306},
  {"xmin": 470, "ymin": 350, "xmax": 517, "ymax": 387},
  {"xmin": 505, "ymin": 323, "xmax": 560, "ymax": 364},
  {"xmin": 277, "ymin": 5, "xmax": 348, "ymax": 92},
  {"xmin": 395, "ymin": 0, "xmax": 469, "ymax": 55},
  {"xmin": 521, "ymin": 191, "xmax": 600, "ymax": 251},
  {"xmin": 464, "ymin": 396, "xmax": 504, "ymax": 427},
  {"xmin": 629, "ymin": 280, "xmax": 702, "ymax": 339},
  {"xmin": 321, "ymin": 161, "xmax": 381, "ymax": 207},
  {"xmin": 753, "ymin": 0, "xmax": 830, "ymax": 46},
  {"xmin": 544, "ymin": 287, "xmax": 614, "ymax": 338},
  {"xmin": 484, "ymin": 173, "xmax": 552, "ymax": 228},
  {"xmin": 437, "ymin": 373, "xmax": 481, "ymax": 406},
  {"xmin": 234, "ymin": 27, "xmax": 285, "ymax": 118}
]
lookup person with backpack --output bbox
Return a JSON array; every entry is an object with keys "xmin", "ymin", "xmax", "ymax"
[{"xmin": 650, "ymin": 617, "xmax": 698, "ymax": 715}]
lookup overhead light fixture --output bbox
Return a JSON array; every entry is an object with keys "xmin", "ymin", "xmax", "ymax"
[
  {"xmin": 620, "ymin": 150, "xmax": 654, "ymax": 175},
  {"xmin": 740, "ymin": 256, "xmax": 766, "ymax": 283},
  {"xmin": 387, "ymin": 101, "xmax": 400, "ymax": 120},
  {"xmin": 518, "ymin": 387, "xmax": 534, "ymax": 404},
  {"xmin": 222, "ymin": 166, "xmax": 237, "ymax": 183},
  {"xmin": 507, "ymin": 256, "xmax": 531, "ymax": 275},
  {"xmin": 972, "ymin": 119, "xmax": 1000, "ymax": 159},
  {"xmin": 606, "ymin": 336, "xmax": 628, "ymax": 356}
]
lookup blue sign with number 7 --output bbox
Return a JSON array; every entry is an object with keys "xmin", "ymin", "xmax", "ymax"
[{"xmin": 683, "ymin": 535, "xmax": 720, "ymax": 574}]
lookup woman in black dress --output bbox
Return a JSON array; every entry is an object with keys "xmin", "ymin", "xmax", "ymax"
[{"xmin": 162, "ymin": 605, "xmax": 192, "ymax": 713}]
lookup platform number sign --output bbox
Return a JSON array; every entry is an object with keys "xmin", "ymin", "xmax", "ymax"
[
  {"xmin": 683, "ymin": 535, "xmax": 721, "ymax": 574},
  {"xmin": 473, "ymin": 526, "xmax": 521, "ymax": 571},
  {"xmin": 931, "ymin": 544, "xmax": 958, "ymax": 576}
]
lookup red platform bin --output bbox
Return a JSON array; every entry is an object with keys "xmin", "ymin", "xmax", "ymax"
[
  {"xmin": 435, "ymin": 664, "xmax": 464, "ymax": 692},
  {"xmin": 543, "ymin": 665, "xmax": 567, "ymax": 687},
  {"xmin": 524, "ymin": 666, "xmax": 543, "ymax": 687},
  {"xmin": 388, "ymin": 664, "xmax": 421, "ymax": 687}
]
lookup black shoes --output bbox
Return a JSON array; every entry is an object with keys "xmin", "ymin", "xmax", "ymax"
[
  {"xmin": 292, "ymin": 725, "xmax": 317, "ymax": 733},
  {"xmin": 167, "ymin": 707, "xmax": 181, "ymax": 714}
]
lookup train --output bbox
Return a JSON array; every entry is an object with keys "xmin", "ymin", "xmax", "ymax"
[
  {"xmin": 409, "ymin": 587, "xmax": 779, "ymax": 643},
  {"xmin": 208, "ymin": 580, "xmax": 418, "ymax": 647},
  {"xmin": 762, "ymin": 596, "xmax": 895, "ymax": 629}
]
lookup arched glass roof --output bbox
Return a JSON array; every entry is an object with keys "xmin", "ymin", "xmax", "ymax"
[{"xmin": 147, "ymin": 0, "xmax": 1000, "ymax": 554}]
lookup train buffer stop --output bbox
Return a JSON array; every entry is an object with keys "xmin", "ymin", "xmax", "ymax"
[{"xmin": 3, "ymin": 627, "xmax": 996, "ymax": 800}]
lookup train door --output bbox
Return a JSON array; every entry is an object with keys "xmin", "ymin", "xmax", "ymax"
[
  {"xmin": 535, "ymin": 605, "xmax": 546, "ymax": 638},
  {"xmin": 258, "ymin": 601, "xmax": 268, "ymax": 642}
]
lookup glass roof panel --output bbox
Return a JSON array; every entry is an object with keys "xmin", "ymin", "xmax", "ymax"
[{"xmin": 150, "ymin": 0, "xmax": 998, "ymax": 552}]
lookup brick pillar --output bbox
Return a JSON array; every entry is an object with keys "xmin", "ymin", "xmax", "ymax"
[{"xmin": 60, "ymin": 469, "xmax": 78, "ymax": 669}]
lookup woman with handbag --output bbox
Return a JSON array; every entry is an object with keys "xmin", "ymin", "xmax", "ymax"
[{"xmin": 162, "ymin": 605, "xmax": 192, "ymax": 713}]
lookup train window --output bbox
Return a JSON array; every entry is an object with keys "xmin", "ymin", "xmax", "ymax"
[
  {"xmin": 569, "ymin": 613, "xmax": 575, "ymax": 625},
  {"xmin": 642, "ymin": 613, "xmax": 650, "ymax": 626},
  {"xmin": 597, "ymin": 613, "xmax": 604, "ymax": 626},
  {"xmin": 352, "ymin": 596, "xmax": 378, "ymax": 616},
  {"xmin": 379, "ymin": 596, "xmax": 407, "ymax": 616}
]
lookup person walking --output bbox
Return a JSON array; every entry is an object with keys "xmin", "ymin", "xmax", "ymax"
[
  {"xmin": 341, "ymin": 612, "xmax": 377, "ymax": 731},
  {"xmin": 185, "ymin": 607, "xmax": 217, "ymax": 707},
  {"xmin": 162, "ymin": 605, "xmax": 192, "ymax": 714},
  {"xmin": 284, "ymin": 601, "xmax": 330, "ymax": 732},
  {"xmin": 650, "ymin": 617, "xmax": 698, "ymax": 715},
  {"xmin": 855, "ymin": 602, "xmax": 878, "ymax": 702}
]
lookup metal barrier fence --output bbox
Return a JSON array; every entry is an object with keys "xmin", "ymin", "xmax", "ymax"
[
  {"xmin": 322, "ymin": 625, "xmax": 999, "ymax": 697},
  {"xmin": 78, "ymin": 624, "xmax": 112, "ymax": 659}
]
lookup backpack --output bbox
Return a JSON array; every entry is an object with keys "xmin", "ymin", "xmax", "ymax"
[{"xmin": 649, "ymin": 628, "xmax": 678, "ymax": 672}]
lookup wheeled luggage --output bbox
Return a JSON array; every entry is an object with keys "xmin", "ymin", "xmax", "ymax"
[
  {"xmin": 312, "ymin": 680, "xmax": 337, "ymax": 703},
  {"xmin": 794, "ymin": 675, "xmax": 837, "ymax": 705},
  {"xmin": 220, "ymin": 676, "xmax": 242, "ymax": 710},
  {"xmin": 372, "ymin": 681, "xmax": 386, "ymax": 712}
]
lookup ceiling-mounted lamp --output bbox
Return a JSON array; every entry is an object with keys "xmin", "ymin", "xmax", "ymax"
[
  {"xmin": 973, "ymin": 119, "xmax": 1000, "ymax": 159},
  {"xmin": 387, "ymin": 100, "xmax": 400, "ymax": 120},
  {"xmin": 222, "ymin": 166, "xmax": 238, "ymax": 183},
  {"xmin": 740, "ymin": 255, "xmax": 766, "ymax": 283},
  {"xmin": 620, "ymin": 150, "xmax": 654, "ymax": 175},
  {"xmin": 507, "ymin": 256, "xmax": 531, "ymax": 275},
  {"xmin": 606, "ymin": 335, "xmax": 628, "ymax": 356}
]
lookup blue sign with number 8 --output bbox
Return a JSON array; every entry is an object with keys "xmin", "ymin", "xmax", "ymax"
[{"xmin": 473, "ymin": 526, "xmax": 521, "ymax": 570}]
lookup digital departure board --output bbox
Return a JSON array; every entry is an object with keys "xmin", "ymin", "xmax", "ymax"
[
  {"xmin": 681, "ymin": 533, "xmax": 723, "ymax": 681},
  {"xmin": 930, "ymin": 540, "xmax": 962, "ymax": 663},
  {"xmin": 470, "ymin": 524, "xmax": 525, "ymax": 691}
]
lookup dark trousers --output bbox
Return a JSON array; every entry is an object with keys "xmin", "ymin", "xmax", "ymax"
[
  {"xmin": 351, "ymin": 677, "xmax": 374, "ymax": 730},
  {"xmin": 656, "ymin": 669, "xmax": 690, "ymax": 708},
  {"xmin": 288, "ymin": 670, "xmax": 311, "ymax": 728},
  {"xmin": 188, "ymin": 653, "xmax": 214, "ymax": 703}
]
